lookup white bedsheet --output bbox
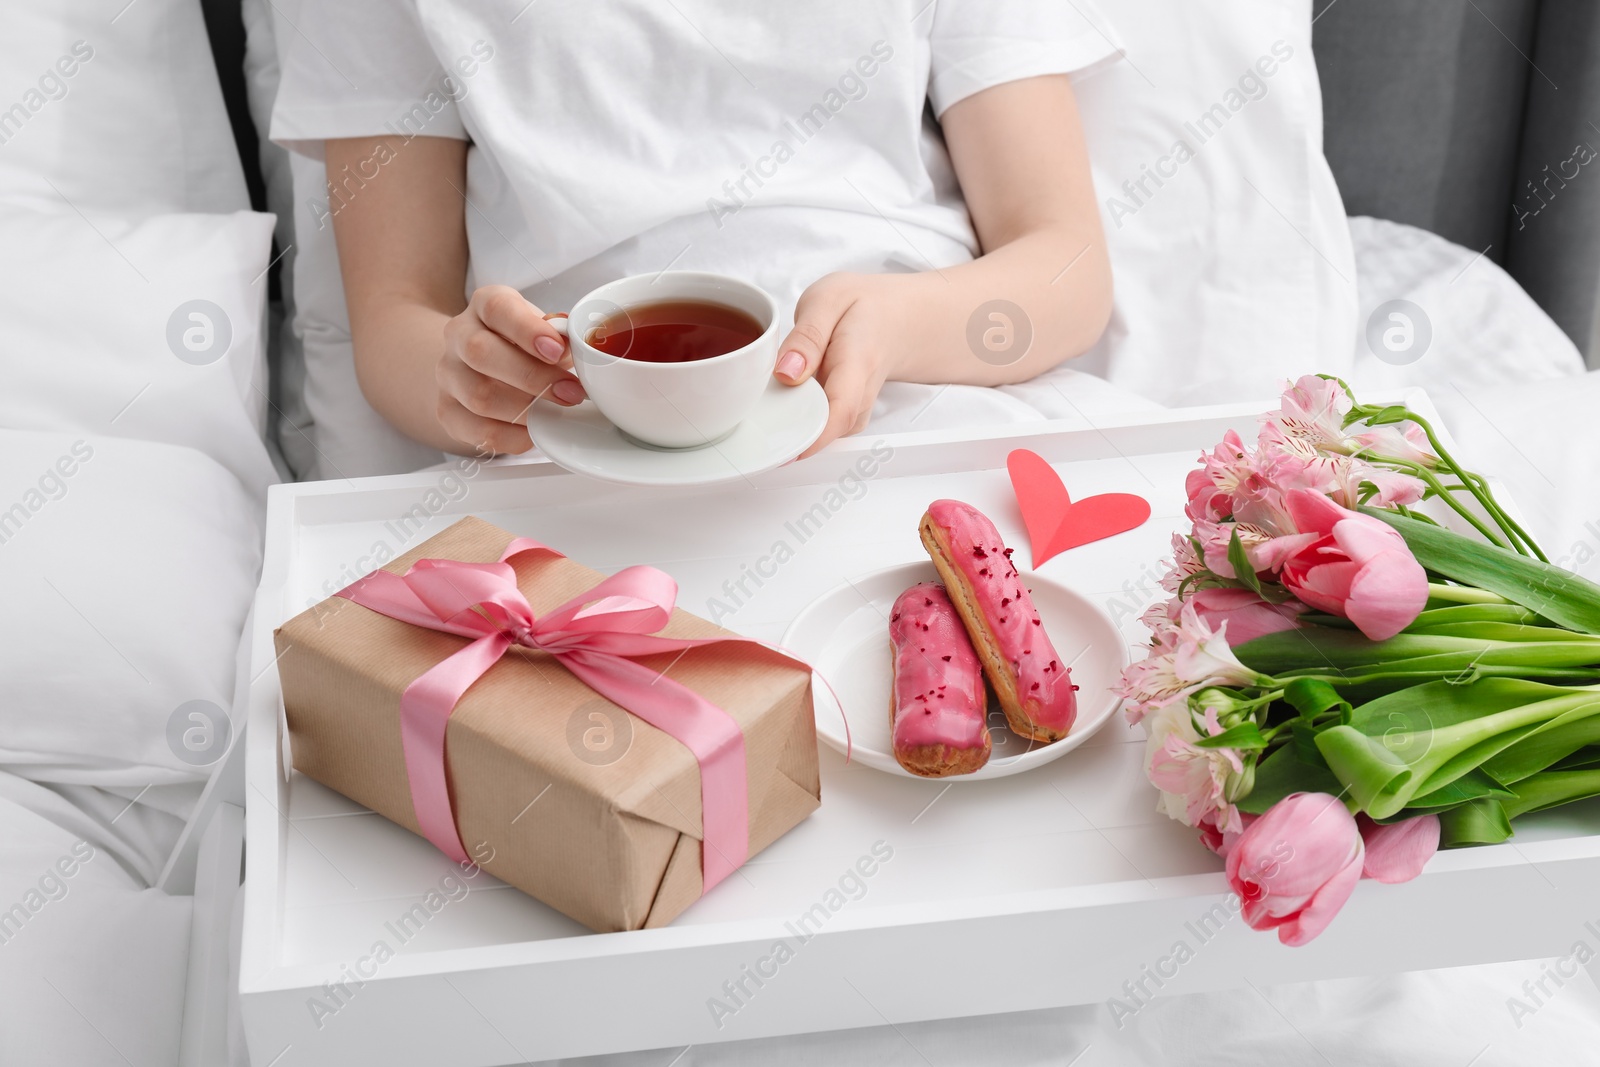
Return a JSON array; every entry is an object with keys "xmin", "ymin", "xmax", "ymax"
[
  {"xmin": 0, "ymin": 772, "xmax": 193, "ymax": 1067},
  {"xmin": 529, "ymin": 220, "xmax": 1600, "ymax": 1064}
]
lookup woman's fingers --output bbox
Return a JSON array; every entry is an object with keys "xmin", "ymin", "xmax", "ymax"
[
  {"xmin": 436, "ymin": 394, "xmax": 533, "ymax": 456},
  {"xmin": 797, "ymin": 355, "xmax": 873, "ymax": 460},
  {"xmin": 437, "ymin": 286, "xmax": 589, "ymax": 454},
  {"xmin": 470, "ymin": 284, "xmax": 569, "ymax": 364},
  {"xmin": 451, "ymin": 322, "xmax": 584, "ymax": 405},
  {"xmin": 776, "ymin": 275, "xmax": 857, "ymax": 385},
  {"xmin": 437, "ymin": 360, "xmax": 542, "ymax": 425}
]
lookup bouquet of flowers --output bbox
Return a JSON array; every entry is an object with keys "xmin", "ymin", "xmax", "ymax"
[{"xmin": 1121, "ymin": 375, "xmax": 1600, "ymax": 945}]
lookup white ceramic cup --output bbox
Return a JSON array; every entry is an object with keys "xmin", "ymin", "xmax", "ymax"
[{"xmin": 545, "ymin": 271, "xmax": 779, "ymax": 450}]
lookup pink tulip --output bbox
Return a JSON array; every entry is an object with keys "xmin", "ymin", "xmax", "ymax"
[
  {"xmin": 1279, "ymin": 489, "xmax": 1428, "ymax": 641},
  {"xmin": 1357, "ymin": 814, "xmax": 1440, "ymax": 883},
  {"xmin": 1226, "ymin": 793, "xmax": 1364, "ymax": 946},
  {"xmin": 1189, "ymin": 587, "xmax": 1305, "ymax": 645}
]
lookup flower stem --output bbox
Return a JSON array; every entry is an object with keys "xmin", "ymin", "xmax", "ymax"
[
  {"xmin": 1385, "ymin": 458, "xmax": 1510, "ymax": 549},
  {"xmin": 1424, "ymin": 582, "xmax": 1512, "ymax": 606},
  {"xmin": 1282, "ymin": 666, "xmax": 1600, "ymax": 686},
  {"xmin": 1354, "ymin": 405, "xmax": 1546, "ymax": 560}
]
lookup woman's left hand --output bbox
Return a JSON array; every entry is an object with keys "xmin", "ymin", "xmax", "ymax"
[{"xmin": 774, "ymin": 271, "xmax": 909, "ymax": 460}]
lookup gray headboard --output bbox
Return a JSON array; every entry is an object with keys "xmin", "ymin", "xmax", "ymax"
[{"xmin": 1313, "ymin": 0, "xmax": 1600, "ymax": 367}]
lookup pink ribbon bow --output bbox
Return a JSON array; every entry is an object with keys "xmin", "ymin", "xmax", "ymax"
[{"xmin": 336, "ymin": 537, "xmax": 785, "ymax": 893}]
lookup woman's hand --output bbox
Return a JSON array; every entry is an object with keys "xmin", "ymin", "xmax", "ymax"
[
  {"xmin": 772, "ymin": 74, "xmax": 1113, "ymax": 463},
  {"xmin": 436, "ymin": 285, "xmax": 586, "ymax": 455},
  {"xmin": 775, "ymin": 272, "xmax": 909, "ymax": 460}
]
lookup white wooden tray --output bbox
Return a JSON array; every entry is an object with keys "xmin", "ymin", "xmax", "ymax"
[{"xmin": 240, "ymin": 392, "xmax": 1600, "ymax": 1065}]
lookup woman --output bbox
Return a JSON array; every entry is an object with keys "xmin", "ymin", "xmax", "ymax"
[{"xmin": 271, "ymin": 1, "xmax": 1118, "ymax": 458}]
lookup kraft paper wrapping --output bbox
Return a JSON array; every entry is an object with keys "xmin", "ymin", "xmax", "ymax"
[{"xmin": 273, "ymin": 516, "xmax": 820, "ymax": 932}]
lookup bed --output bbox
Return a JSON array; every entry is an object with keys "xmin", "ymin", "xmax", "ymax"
[{"xmin": 2, "ymin": 1, "xmax": 1597, "ymax": 1064}]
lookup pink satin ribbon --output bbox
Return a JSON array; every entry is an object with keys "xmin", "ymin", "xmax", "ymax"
[{"xmin": 335, "ymin": 537, "xmax": 789, "ymax": 893}]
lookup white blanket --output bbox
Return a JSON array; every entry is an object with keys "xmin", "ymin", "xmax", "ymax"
[{"xmin": 0, "ymin": 773, "xmax": 194, "ymax": 1067}]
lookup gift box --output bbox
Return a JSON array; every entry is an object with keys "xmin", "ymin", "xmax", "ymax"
[{"xmin": 273, "ymin": 516, "xmax": 820, "ymax": 933}]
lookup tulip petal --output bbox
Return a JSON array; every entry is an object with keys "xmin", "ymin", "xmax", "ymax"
[
  {"xmin": 1285, "ymin": 488, "xmax": 1349, "ymax": 537},
  {"xmin": 1358, "ymin": 814, "xmax": 1440, "ymax": 883},
  {"xmin": 1286, "ymin": 558, "xmax": 1358, "ymax": 617},
  {"xmin": 1343, "ymin": 551, "xmax": 1429, "ymax": 641},
  {"xmin": 1276, "ymin": 848, "xmax": 1363, "ymax": 946}
]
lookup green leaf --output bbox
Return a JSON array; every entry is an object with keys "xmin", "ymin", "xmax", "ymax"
[
  {"xmin": 1404, "ymin": 768, "xmax": 1517, "ymax": 809},
  {"xmin": 1315, "ymin": 727, "xmax": 1413, "ymax": 815},
  {"xmin": 1502, "ymin": 769, "xmax": 1600, "ymax": 819},
  {"xmin": 1401, "ymin": 622, "xmax": 1576, "ymax": 643},
  {"xmin": 1193, "ymin": 722, "xmax": 1269, "ymax": 750},
  {"xmin": 1550, "ymin": 747, "xmax": 1600, "ymax": 772},
  {"xmin": 1404, "ymin": 604, "xmax": 1548, "ymax": 631},
  {"xmin": 1315, "ymin": 679, "xmax": 1595, "ymax": 817},
  {"xmin": 1235, "ymin": 625, "xmax": 1600, "ymax": 678},
  {"xmin": 1291, "ymin": 717, "xmax": 1324, "ymax": 763},
  {"xmin": 1235, "ymin": 740, "xmax": 1343, "ymax": 814},
  {"xmin": 1362, "ymin": 507, "xmax": 1600, "ymax": 635},
  {"xmin": 1439, "ymin": 799, "xmax": 1513, "ymax": 847},
  {"xmin": 1282, "ymin": 677, "xmax": 1351, "ymax": 723},
  {"xmin": 1363, "ymin": 404, "xmax": 1413, "ymax": 428},
  {"xmin": 1477, "ymin": 698, "xmax": 1600, "ymax": 785},
  {"xmin": 1227, "ymin": 528, "xmax": 1262, "ymax": 596}
]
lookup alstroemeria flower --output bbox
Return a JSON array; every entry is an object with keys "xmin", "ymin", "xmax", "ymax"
[
  {"xmin": 1119, "ymin": 603, "xmax": 1266, "ymax": 724},
  {"xmin": 1158, "ymin": 531, "xmax": 1207, "ymax": 595},
  {"xmin": 1259, "ymin": 447, "xmax": 1426, "ymax": 512},
  {"xmin": 1194, "ymin": 518, "xmax": 1318, "ymax": 580},
  {"xmin": 1147, "ymin": 703, "xmax": 1246, "ymax": 831},
  {"xmin": 1185, "ymin": 430, "xmax": 1259, "ymax": 523},
  {"xmin": 1226, "ymin": 792, "xmax": 1364, "ymax": 946},
  {"xmin": 1346, "ymin": 461, "xmax": 1426, "ymax": 508},
  {"xmin": 1350, "ymin": 421, "xmax": 1438, "ymax": 468},
  {"xmin": 1260, "ymin": 375, "xmax": 1352, "ymax": 458},
  {"xmin": 1279, "ymin": 489, "xmax": 1429, "ymax": 641}
]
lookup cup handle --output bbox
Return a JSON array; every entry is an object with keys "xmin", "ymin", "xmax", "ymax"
[{"xmin": 543, "ymin": 311, "xmax": 570, "ymax": 337}]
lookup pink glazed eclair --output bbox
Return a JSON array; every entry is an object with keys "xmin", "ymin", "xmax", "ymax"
[
  {"xmin": 889, "ymin": 583, "xmax": 991, "ymax": 777},
  {"xmin": 919, "ymin": 500, "xmax": 1078, "ymax": 743}
]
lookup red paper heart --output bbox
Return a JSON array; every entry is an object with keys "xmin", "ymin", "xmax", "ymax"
[{"xmin": 1006, "ymin": 449, "xmax": 1151, "ymax": 566}]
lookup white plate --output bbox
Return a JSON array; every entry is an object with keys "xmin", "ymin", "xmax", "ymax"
[
  {"xmin": 526, "ymin": 377, "xmax": 828, "ymax": 487},
  {"xmin": 782, "ymin": 561, "xmax": 1128, "ymax": 780}
]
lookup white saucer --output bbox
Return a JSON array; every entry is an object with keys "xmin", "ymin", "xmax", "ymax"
[
  {"xmin": 527, "ymin": 378, "xmax": 829, "ymax": 488},
  {"xmin": 782, "ymin": 561, "xmax": 1128, "ymax": 780}
]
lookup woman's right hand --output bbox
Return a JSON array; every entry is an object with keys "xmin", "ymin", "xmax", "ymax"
[{"xmin": 436, "ymin": 284, "xmax": 587, "ymax": 455}]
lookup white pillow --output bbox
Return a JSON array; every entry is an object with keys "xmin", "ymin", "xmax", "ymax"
[
  {"xmin": 0, "ymin": 0, "xmax": 247, "ymax": 215},
  {"xmin": 0, "ymin": 430, "xmax": 262, "ymax": 787},
  {"xmin": 0, "ymin": 208, "xmax": 278, "ymax": 499},
  {"xmin": 1017, "ymin": 0, "xmax": 1357, "ymax": 411}
]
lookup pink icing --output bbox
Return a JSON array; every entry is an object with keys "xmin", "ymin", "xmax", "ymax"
[
  {"xmin": 926, "ymin": 499, "xmax": 1078, "ymax": 735},
  {"xmin": 889, "ymin": 583, "xmax": 987, "ymax": 750}
]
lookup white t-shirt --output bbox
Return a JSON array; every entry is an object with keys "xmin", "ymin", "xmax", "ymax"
[{"xmin": 270, "ymin": 0, "xmax": 1120, "ymax": 322}]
